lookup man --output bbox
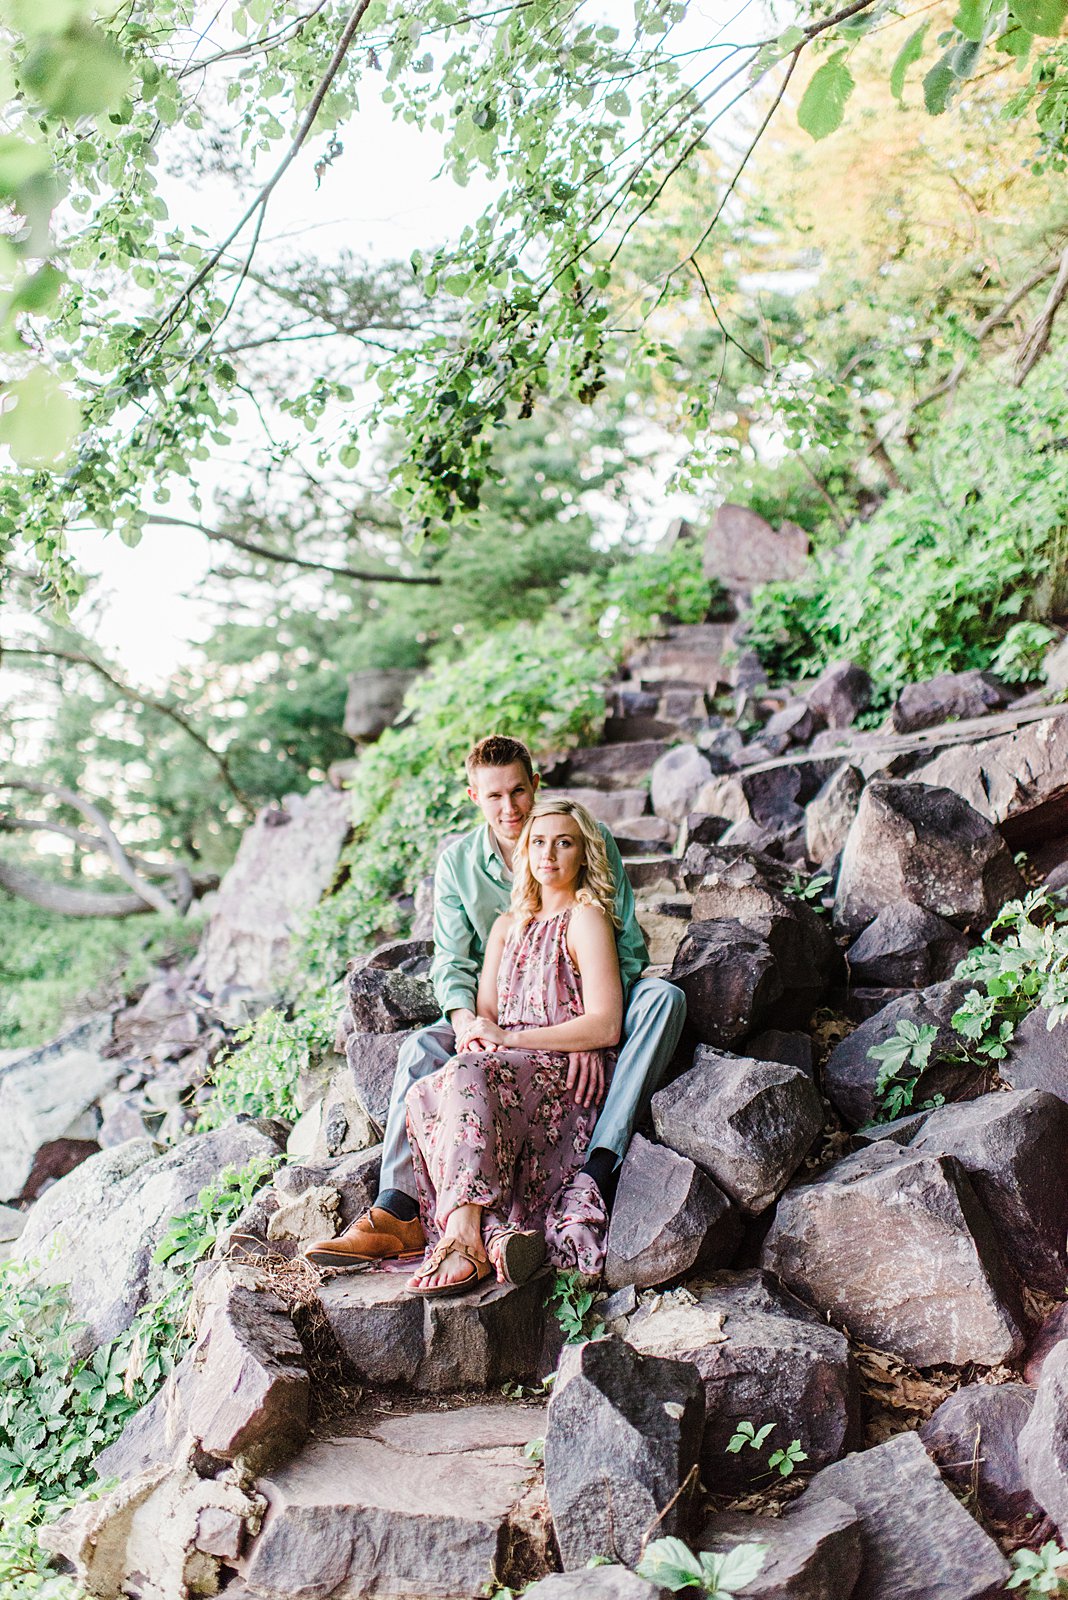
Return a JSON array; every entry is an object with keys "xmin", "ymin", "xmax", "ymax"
[{"xmin": 306, "ymin": 734, "xmax": 686, "ymax": 1267}]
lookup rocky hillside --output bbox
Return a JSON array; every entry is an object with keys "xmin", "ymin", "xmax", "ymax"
[{"xmin": 8, "ymin": 509, "xmax": 1068, "ymax": 1600}]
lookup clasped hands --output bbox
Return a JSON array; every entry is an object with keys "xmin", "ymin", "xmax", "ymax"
[{"xmin": 453, "ymin": 1014, "xmax": 604, "ymax": 1107}]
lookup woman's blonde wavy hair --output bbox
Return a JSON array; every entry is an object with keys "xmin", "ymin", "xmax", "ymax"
[{"xmin": 510, "ymin": 798, "xmax": 621, "ymax": 928}]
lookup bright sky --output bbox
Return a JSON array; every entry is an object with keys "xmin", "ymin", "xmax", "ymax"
[{"xmin": 74, "ymin": 0, "xmax": 767, "ymax": 685}]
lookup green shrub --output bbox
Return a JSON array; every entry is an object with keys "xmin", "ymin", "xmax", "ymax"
[{"xmin": 745, "ymin": 355, "xmax": 1068, "ymax": 697}]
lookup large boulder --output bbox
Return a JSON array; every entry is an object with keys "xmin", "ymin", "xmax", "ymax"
[
  {"xmin": 192, "ymin": 787, "xmax": 352, "ymax": 998},
  {"xmin": 627, "ymin": 1272, "xmax": 860, "ymax": 1492},
  {"xmin": 920, "ymin": 1382, "xmax": 1038, "ymax": 1524},
  {"xmin": 1025, "ymin": 1302, "xmax": 1068, "ymax": 1386},
  {"xmin": 1019, "ymin": 1340, "xmax": 1068, "ymax": 1540},
  {"xmin": 845, "ymin": 903, "xmax": 970, "ymax": 989},
  {"xmin": 913, "ymin": 712, "xmax": 1068, "ymax": 849},
  {"xmin": 834, "ymin": 782, "xmax": 1023, "ymax": 937},
  {"xmin": 1000, "ymin": 1006, "xmax": 1068, "ymax": 1103},
  {"xmin": 568, "ymin": 741, "xmax": 672, "ymax": 791},
  {"xmin": 702, "ymin": 505, "xmax": 809, "ymax": 590},
  {"xmin": 699, "ymin": 1496, "xmax": 863, "ymax": 1600},
  {"xmin": 891, "ymin": 670, "xmax": 1015, "ymax": 735},
  {"xmin": 690, "ymin": 851, "xmax": 838, "ymax": 980},
  {"xmin": 761, "ymin": 1140, "xmax": 1027, "ymax": 1367},
  {"xmin": 316, "ymin": 1269, "xmax": 545, "ymax": 1393},
  {"xmin": 908, "ymin": 1090, "xmax": 1068, "ymax": 1294},
  {"xmin": 14, "ymin": 1121, "xmax": 285, "ymax": 1354},
  {"xmin": 344, "ymin": 668, "xmax": 418, "ymax": 742},
  {"xmin": 805, "ymin": 662, "xmax": 872, "ymax": 730},
  {"xmin": 651, "ymin": 745, "xmax": 714, "ymax": 823},
  {"xmin": 604, "ymin": 1134, "xmax": 741, "ymax": 1290},
  {"xmin": 803, "ymin": 1430, "xmax": 1010, "ymax": 1599},
  {"xmin": 669, "ymin": 920, "xmax": 783, "ymax": 1049},
  {"xmin": 242, "ymin": 1403, "xmax": 551, "ymax": 1600},
  {"xmin": 651, "ymin": 1050, "xmax": 823, "ymax": 1214},
  {"xmin": 822, "ymin": 979, "xmax": 976, "ymax": 1128},
  {"xmin": 0, "ymin": 1015, "xmax": 118, "ymax": 1202},
  {"xmin": 545, "ymin": 1336, "xmax": 704, "ymax": 1569},
  {"xmin": 805, "ymin": 765, "xmax": 863, "ymax": 868},
  {"xmin": 345, "ymin": 965, "xmax": 438, "ymax": 1033}
]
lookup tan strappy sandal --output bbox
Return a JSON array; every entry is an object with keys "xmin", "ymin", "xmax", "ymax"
[
  {"xmin": 489, "ymin": 1229, "xmax": 547, "ymax": 1287},
  {"xmin": 407, "ymin": 1236, "xmax": 493, "ymax": 1299}
]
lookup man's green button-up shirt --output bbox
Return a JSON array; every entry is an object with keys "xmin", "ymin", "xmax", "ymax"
[{"xmin": 428, "ymin": 820, "xmax": 650, "ymax": 1018}]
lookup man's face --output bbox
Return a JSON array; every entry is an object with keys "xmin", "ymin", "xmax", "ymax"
[{"xmin": 467, "ymin": 761, "xmax": 539, "ymax": 844}]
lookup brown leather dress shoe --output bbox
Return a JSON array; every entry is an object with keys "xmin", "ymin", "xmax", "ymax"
[{"xmin": 304, "ymin": 1207, "xmax": 426, "ymax": 1268}]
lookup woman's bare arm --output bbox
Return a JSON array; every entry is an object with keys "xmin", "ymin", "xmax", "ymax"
[{"xmin": 474, "ymin": 914, "xmax": 510, "ymax": 1023}]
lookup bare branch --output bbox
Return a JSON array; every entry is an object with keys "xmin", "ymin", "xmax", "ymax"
[
  {"xmin": 1014, "ymin": 245, "xmax": 1068, "ymax": 387},
  {"xmin": 1, "ymin": 647, "xmax": 255, "ymax": 816},
  {"xmin": 0, "ymin": 855, "xmax": 214, "ymax": 918},
  {"xmin": 144, "ymin": 514, "xmax": 440, "ymax": 584}
]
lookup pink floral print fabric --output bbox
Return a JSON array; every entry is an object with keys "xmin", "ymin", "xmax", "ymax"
[{"xmin": 406, "ymin": 908, "xmax": 615, "ymax": 1277}]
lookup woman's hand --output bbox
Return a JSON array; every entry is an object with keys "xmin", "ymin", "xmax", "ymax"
[
  {"xmin": 460, "ymin": 1017, "xmax": 507, "ymax": 1052},
  {"xmin": 567, "ymin": 1051, "xmax": 605, "ymax": 1108}
]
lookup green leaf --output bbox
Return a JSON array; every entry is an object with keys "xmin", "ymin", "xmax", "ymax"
[
  {"xmin": 713, "ymin": 1543, "xmax": 770, "ymax": 1592},
  {"xmin": 0, "ymin": 134, "xmax": 51, "ymax": 194},
  {"xmin": 797, "ymin": 51, "xmax": 855, "ymax": 140},
  {"xmin": 953, "ymin": 0, "xmax": 989, "ymax": 39},
  {"xmin": 20, "ymin": 22, "xmax": 131, "ymax": 120},
  {"xmin": 890, "ymin": 18, "xmax": 928, "ymax": 93},
  {"xmin": 636, "ymin": 1537, "xmax": 705, "ymax": 1591},
  {"xmin": 0, "ymin": 366, "xmax": 81, "ymax": 466},
  {"xmin": 1008, "ymin": 0, "xmax": 1067, "ymax": 33},
  {"xmin": 922, "ymin": 50, "xmax": 959, "ymax": 112}
]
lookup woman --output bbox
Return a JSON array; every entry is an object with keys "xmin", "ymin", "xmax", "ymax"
[{"xmin": 405, "ymin": 797, "xmax": 624, "ymax": 1298}]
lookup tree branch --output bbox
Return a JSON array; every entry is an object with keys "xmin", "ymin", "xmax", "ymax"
[
  {"xmin": 143, "ymin": 514, "xmax": 440, "ymax": 584},
  {"xmin": 0, "ymin": 855, "xmax": 213, "ymax": 918},
  {"xmin": 0, "ymin": 778, "xmax": 178, "ymax": 915},
  {"xmin": 1014, "ymin": 244, "xmax": 1068, "ymax": 387},
  {"xmin": 1, "ymin": 647, "xmax": 255, "ymax": 816},
  {"xmin": 0, "ymin": 813, "xmax": 216, "ymax": 895}
]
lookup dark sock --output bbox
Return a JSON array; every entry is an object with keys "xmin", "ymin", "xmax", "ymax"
[
  {"xmin": 375, "ymin": 1188, "xmax": 419, "ymax": 1223},
  {"xmin": 582, "ymin": 1147, "xmax": 620, "ymax": 1212}
]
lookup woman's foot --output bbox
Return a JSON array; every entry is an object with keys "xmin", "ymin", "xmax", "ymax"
[{"xmin": 407, "ymin": 1204, "xmax": 489, "ymax": 1296}]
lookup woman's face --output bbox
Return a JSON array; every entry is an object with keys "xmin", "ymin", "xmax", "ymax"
[{"xmin": 528, "ymin": 813, "xmax": 585, "ymax": 893}]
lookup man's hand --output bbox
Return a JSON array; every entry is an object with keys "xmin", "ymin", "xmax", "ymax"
[
  {"xmin": 460, "ymin": 1017, "xmax": 506, "ymax": 1052},
  {"xmin": 567, "ymin": 1051, "xmax": 605, "ymax": 1109},
  {"xmin": 450, "ymin": 1009, "xmax": 480, "ymax": 1051}
]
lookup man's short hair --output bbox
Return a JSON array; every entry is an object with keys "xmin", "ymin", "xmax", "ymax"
[{"xmin": 465, "ymin": 735, "xmax": 535, "ymax": 785}]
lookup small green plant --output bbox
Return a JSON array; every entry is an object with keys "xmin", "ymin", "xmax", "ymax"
[
  {"xmin": 1007, "ymin": 1541, "xmax": 1068, "ymax": 1594},
  {"xmin": 726, "ymin": 1420, "xmax": 774, "ymax": 1455},
  {"xmin": 767, "ymin": 1439, "xmax": 808, "ymax": 1478},
  {"xmin": 868, "ymin": 1021, "xmax": 938, "ymax": 1121},
  {"xmin": 0, "ymin": 1487, "xmax": 81, "ymax": 1598},
  {"xmin": 523, "ymin": 1437, "xmax": 544, "ymax": 1462},
  {"xmin": 548, "ymin": 1271, "xmax": 604, "ymax": 1344},
  {"xmin": 637, "ymin": 1536, "xmax": 768, "ymax": 1597},
  {"xmin": 784, "ymin": 872, "xmax": 833, "ymax": 913},
  {"xmin": 153, "ymin": 1155, "xmax": 279, "ymax": 1268}
]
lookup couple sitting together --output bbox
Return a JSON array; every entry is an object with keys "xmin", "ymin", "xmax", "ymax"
[{"xmin": 306, "ymin": 735, "xmax": 686, "ymax": 1297}]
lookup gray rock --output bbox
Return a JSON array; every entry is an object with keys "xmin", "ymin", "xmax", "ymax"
[
  {"xmin": 652, "ymin": 1050, "xmax": 823, "ymax": 1214},
  {"xmin": 98, "ymin": 1096, "xmax": 158, "ymax": 1149},
  {"xmin": 242, "ymin": 1403, "xmax": 550, "ymax": 1600},
  {"xmin": 892, "ymin": 670, "xmax": 1015, "ymax": 735},
  {"xmin": 669, "ymin": 920, "xmax": 783, "ymax": 1050},
  {"xmin": 570, "ymin": 741, "xmax": 672, "ymax": 791},
  {"xmin": 1025, "ymin": 1302, "xmax": 1068, "ymax": 1386},
  {"xmin": 909, "ymin": 1090, "xmax": 1068, "ymax": 1294},
  {"xmin": 627, "ymin": 1271, "xmax": 860, "ymax": 1492},
  {"xmin": 525, "ymin": 1571, "xmax": 666, "ymax": 1600},
  {"xmin": 651, "ymin": 745, "xmax": 714, "ymax": 824},
  {"xmin": 14, "ymin": 1121, "xmax": 285, "ymax": 1354},
  {"xmin": 310, "ymin": 1069, "xmax": 378, "ymax": 1160},
  {"xmin": 834, "ymin": 781, "xmax": 1024, "ymax": 937},
  {"xmin": 316, "ymin": 1269, "xmax": 545, "ymax": 1392},
  {"xmin": 192, "ymin": 787, "xmax": 352, "ymax": 997},
  {"xmin": 345, "ymin": 966, "xmax": 438, "ymax": 1034},
  {"xmin": 846, "ymin": 903, "xmax": 970, "ymax": 988},
  {"xmin": 183, "ymin": 1268, "xmax": 309, "ymax": 1472},
  {"xmin": 699, "ymin": 1495, "xmax": 863, "ymax": 1600},
  {"xmin": 545, "ymin": 1335, "xmax": 704, "ymax": 1569},
  {"xmin": 1001, "ymin": 1006, "xmax": 1068, "ymax": 1103},
  {"xmin": 805, "ymin": 764, "xmax": 863, "ymax": 867},
  {"xmin": 804, "ymin": 1430, "xmax": 1010, "ymax": 1599},
  {"xmin": 543, "ymin": 785, "xmax": 650, "ymax": 825},
  {"xmin": 1020, "ymin": 1340, "xmax": 1068, "ymax": 1538},
  {"xmin": 763, "ymin": 699, "xmax": 824, "ymax": 746},
  {"xmin": 806, "ymin": 663, "xmax": 872, "ymax": 730},
  {"xmin": 694, "ymin": 769, "xmax": 814, "ymax": 841},
  {"xmin": 0, "ymin": 1016, "xmax": 118, "ymax": 1201},
  {"xmin": 703, "ymin": 505, "xmax": 809, "ymax": 590},
  {"xmin": 746, "ymin": 1029, "xmax": 815, "ymax": 1079},
  {"xmin": 605, "ymin": 1134, "xmax": 741, "ymax": 1289},
  {"xmin": 914, "ymin": 713, "xmax": 1068, "ymax": 850},
  {"xmin": 761, "ymin": 1140, "xmax": 1027, "ymax": 1367},
  {"xmin": 344, "ymin": 667, "xmax": 418, "ymax": 742},
  {"xmin": 920, "ymin": 1382, "xmax": 1038, "ymax": 1524},
  {"xmin": 696, "ymin": 724, "xmax": 745, "ymax": 771},
  {"xmin": 823, "ymin": 979, "xmax": 976, "ymax": 1127}
]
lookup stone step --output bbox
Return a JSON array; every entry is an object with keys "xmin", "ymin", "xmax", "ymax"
[
  {"xmin": 611, "ymin": 815, "xmax": 677, "ymax": 851},
  {"xmin": 623, "ymin": 856, "xmax": 685, "ymax": 891},
  {"xmin": 316, "ymin": 1268, "xmax": 548, "ymax": 1393},
  {"xmin": 238, "ymin": 1399, "xmax": 551, "ymax": 1600},
  {"xmin": 563, "ymin": 740, "xmax": 669, "ymax": 791},
  {"xmin": 541, "ymin": 786, "xmax": 648, "ymax": 825},
  {"xmin": 628, "ymin": 625, "xmax": 733, "ymax": 689},
  {"xmin": 602, "ymin": 714, "xmax": 681, "ymax": 743}
]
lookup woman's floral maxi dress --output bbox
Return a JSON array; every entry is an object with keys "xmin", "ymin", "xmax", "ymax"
[{"xmin": 405, "ymin": 908, "xmax": 614, "ymax": 1278}]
